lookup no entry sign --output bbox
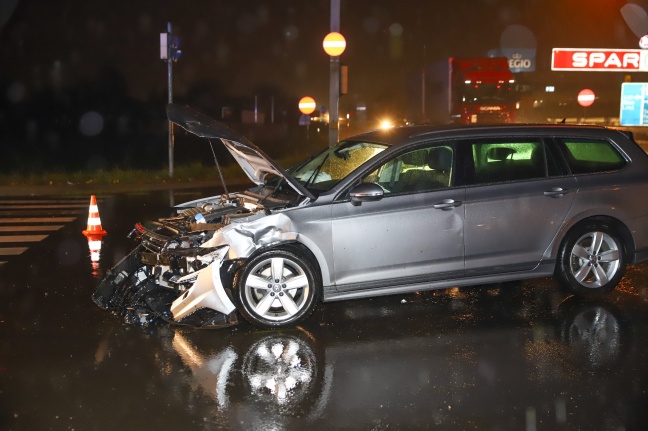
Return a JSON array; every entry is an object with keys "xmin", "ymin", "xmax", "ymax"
[
  {"xmin": 577, "ymin": 89, "xmax": 595, "ymax": 107},
  {"xmin": 552, "ymin": 48, "xmax": 648, "ymax": 71}
]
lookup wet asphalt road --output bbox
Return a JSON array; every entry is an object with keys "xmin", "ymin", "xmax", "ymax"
[{"xmin": 1, "ymin": 188, "xmax": 648, "ymax": 431}]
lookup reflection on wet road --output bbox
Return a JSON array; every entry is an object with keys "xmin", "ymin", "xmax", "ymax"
[
  {"xmin": 158, "ymin": 286, "xmax": 648, "ymax": 430},
  {"xmin": 1, "ymin": 189, "xmax": 647, "ymax": 430}
]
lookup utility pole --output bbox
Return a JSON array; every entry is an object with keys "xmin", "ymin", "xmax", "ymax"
[
  {"xmin": 160, "ymin": 22, "xmax": 181, "ymax": 178},
  {"xmin": 329, "ymin": 0, "xmax": 341, "ymax": 147}
]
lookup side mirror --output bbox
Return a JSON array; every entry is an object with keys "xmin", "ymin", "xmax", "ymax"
[{"xmin": 349, "ymin": 182, "xmax": 384, "ymax": 205}]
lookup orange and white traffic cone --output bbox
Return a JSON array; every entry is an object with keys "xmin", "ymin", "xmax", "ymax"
[{"xmin": 82, "ymin": 195, "xmax": 107, "ymax": 237}]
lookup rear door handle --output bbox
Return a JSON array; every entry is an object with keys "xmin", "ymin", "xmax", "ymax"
[
  {"xmin": 433, "ymin": 199, "xmax": 462, "ymax": 210},
  {"xmin": 544, "ymin": 187, "xmax": 570, "ymax": 197}
]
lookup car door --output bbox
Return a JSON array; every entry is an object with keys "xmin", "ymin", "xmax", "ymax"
[
  {"xmin": 330, "ymin": 144, "xmax": 466, "ymax": 293},
  {"xmin": 462, "ymin": 137, "xmax": 577, "ymax": 275}
]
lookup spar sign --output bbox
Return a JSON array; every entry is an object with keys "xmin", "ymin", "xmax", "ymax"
[{"xmin": 552, "ymin": 48, "xmax": 648, "ymax": 71}]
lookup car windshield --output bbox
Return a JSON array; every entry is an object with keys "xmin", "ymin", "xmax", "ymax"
[{"xmin": 290, "ymin": 140, "xmax": 388, "ymax": 192}]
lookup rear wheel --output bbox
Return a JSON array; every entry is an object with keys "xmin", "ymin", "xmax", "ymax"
[
  {"xmin": 235, "ymin": 247, "xmax": 320, "ymax": 328},
  {"xmin": 555, "ymin": 223, "xmax": 626, "ymax": 295}
]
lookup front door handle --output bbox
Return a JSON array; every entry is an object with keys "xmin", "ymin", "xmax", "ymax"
[
  {"xmin": 433, "ymin": 199, "xmax": 462, "ymax": 210},
  {"xmin": 544, "ymin": 187, "xmax": 570, "ymax": 197}
]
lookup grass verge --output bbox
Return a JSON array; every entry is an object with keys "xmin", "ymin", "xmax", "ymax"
[{"xmin": 0, "ymin": 158, "xmax": 298, "ymax": 187}]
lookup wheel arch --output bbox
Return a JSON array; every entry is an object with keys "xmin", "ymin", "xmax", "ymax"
[
  {"xmin": 556, "ymin": 215, "xmax": 635, "ymax": 263},
  {"xmin": 242, "ymin": 240, "xmax": 323, "ymax": 285}
]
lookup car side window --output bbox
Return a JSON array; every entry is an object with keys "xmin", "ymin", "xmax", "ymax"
[
  {"xmin": 471, "ymin": 139, "xmax": 547, "ymax": 184},
  {"xmin": 558, "ymin": 138, "xmax": 627, "ymax": 174},
  {"xmin": 362, "ymin": 145, "xmax": 454, "ymax": 195}
]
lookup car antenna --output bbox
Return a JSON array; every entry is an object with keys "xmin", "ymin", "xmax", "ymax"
[
  {"xmin": 559, "ymin": 118, "xmax": 566, "ymax": 124},
  {"xmin": 208, "ymin": 139, "xmax": 229, "ymax": 198}
]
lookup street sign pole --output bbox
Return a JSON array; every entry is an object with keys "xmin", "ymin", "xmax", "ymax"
[{"xmin": 167, "ymin": 22, "xmax": 174, "ymax": 179}]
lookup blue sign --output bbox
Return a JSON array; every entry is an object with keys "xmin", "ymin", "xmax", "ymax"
[{"xmin": 620, "ymin": 83, "xmax": 648, "ymax": 126}]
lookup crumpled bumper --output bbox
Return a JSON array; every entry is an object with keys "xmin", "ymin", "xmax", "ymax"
[
  {"xmin": 170, "ymin": 246, "xmax": 236, "ymax": 320},
  {"xmin": 92, "ymin": 246, "xmax": 239, "ymax": 328}
]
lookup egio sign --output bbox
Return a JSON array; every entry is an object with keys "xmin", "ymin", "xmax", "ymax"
[{"xmin": 552, "ymin": 48, "xmax": 648, "ymax": 71}]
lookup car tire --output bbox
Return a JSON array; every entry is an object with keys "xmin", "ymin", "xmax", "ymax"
[
  {"xmin": 555, "ymin": 223, "xmax": 626, "ymax": 295},
  {"xmin": 234, "ymin": 246, "xmax": 320, "ymax": 328}
]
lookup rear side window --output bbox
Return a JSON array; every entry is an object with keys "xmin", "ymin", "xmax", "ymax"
[
  {"xmin": 559, "ymin": 139, "xmax": 626, "ymax": 174},
  {"xmin": 471, "ymin": 140, "xmax": 546, "ymax": 184}
]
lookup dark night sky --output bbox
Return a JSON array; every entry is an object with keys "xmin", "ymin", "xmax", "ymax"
[{"xmin": 2, "ymin": 0, "xmax": 648, "ymax": 121}]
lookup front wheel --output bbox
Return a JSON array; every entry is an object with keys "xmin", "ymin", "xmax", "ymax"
[
  {"xmin": 235, "ymin": 247, "xmax": 320, "ymax": 328},
  {"xmin": 555, "ymin": 223, "xmax": 626, "ymax": 295}
]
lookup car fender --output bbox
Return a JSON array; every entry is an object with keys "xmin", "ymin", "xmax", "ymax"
[
  {"xmin": 206, "ymin": 211, "xmax": 332, "ymax": 289},
  {"xmin": 200, "ymin": 212, "xmax": 299, "ymax": 259}
]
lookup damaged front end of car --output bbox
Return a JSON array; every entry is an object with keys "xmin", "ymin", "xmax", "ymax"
[
  {"xmin": 92, "ymin": 198, "xmax": 304, "ymax": 328},
  {"xmin": 92, "ymin": 103, "xmax": 313, "ymax": 328},
  {"xmin": 92, "ymin": 201, "xmax": 245, "ymax": 328}
]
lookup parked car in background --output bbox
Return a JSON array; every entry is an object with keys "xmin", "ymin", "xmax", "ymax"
[{"xmin": 93, "ymin": 104, "xmax": 648, "ymax": 329}]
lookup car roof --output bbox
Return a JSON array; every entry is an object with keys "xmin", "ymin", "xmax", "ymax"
[{"xmin": 346, "ymin": 123, "xmax": 628, "ymax": 148}]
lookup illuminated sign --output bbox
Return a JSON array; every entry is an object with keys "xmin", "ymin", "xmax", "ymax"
[
  {"xmin": 298, "ymin": 96, "xmax": 316, "ymax": 114},
  {"xmin": 487, "ymin": 48, "xmax": 536, "ymax": 73},
  {"xmin": 552, "ymin": 48, "xmax": 648, "ymax": 71},
  {"xmin": 620, "ymin": 83, "xmax": 648, "ymax": 126}
]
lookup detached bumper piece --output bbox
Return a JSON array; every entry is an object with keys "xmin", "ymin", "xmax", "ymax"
[{"xmin": 91, "ymin": 245, "xmax": 238, "ymax": 328}]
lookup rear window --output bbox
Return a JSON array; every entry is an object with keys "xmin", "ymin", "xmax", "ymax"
[{"xmin": 560, "ymin": 139, "xmax": 626, "ymax": 174}]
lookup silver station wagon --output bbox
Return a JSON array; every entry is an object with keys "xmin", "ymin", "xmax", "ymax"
[{"xmin": 93, "ymin": 104, "xmax": 648, "ymax": 328}]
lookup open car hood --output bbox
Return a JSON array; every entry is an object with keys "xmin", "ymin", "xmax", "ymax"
[{"xmin": 167, "ymin": 104, "xmax": 315, "ymax": 200}]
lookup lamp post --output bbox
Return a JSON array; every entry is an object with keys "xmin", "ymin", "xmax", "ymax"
[{"xmin": 324, "ymin": 0, "xmax": 345, "ymax": 147}]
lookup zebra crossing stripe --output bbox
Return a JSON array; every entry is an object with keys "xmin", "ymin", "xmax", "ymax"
[
  {"xmin": 0, "ymin": 247, "xmax": 28, "ymax": 256},
  {"xmin": 0, "ymin": 235, "xmax": 49, "ymax": 243},
  {"xmin": 0, "ymin": 225, "xmax": 63, "ymax": 232},
  {"xmin": 0, "ymin": 217, "xmax": 76, "ymax": 223}
]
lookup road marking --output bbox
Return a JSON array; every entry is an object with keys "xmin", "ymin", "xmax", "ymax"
[
  {"xmin": 0, "ymin": 209, "xmax": 85, "ymax": 216},
  {"xmin": 0, "ymin": 247, "xmax": 28, "ymax": 256},
  {"xmin": 0, "ymin": 199, "xmax": 89, "ymax": 204},
  {"xmin": 0, "ymin": 204, "xmax": 88, "ymax": 209},
  {"xmin": 0, "ymin": 217, "xmax": 76, "ymax": 223},
  {"xmin": 0, "ymin": 235, "xmax": 49, "ymax": 243},
  {"xmin": 0, "ymin": 225, "xmax": 63, "ymax": 232},
  {"xmin": 0, "ymin": 197, "xmax": 93, "ymax": 267}
]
